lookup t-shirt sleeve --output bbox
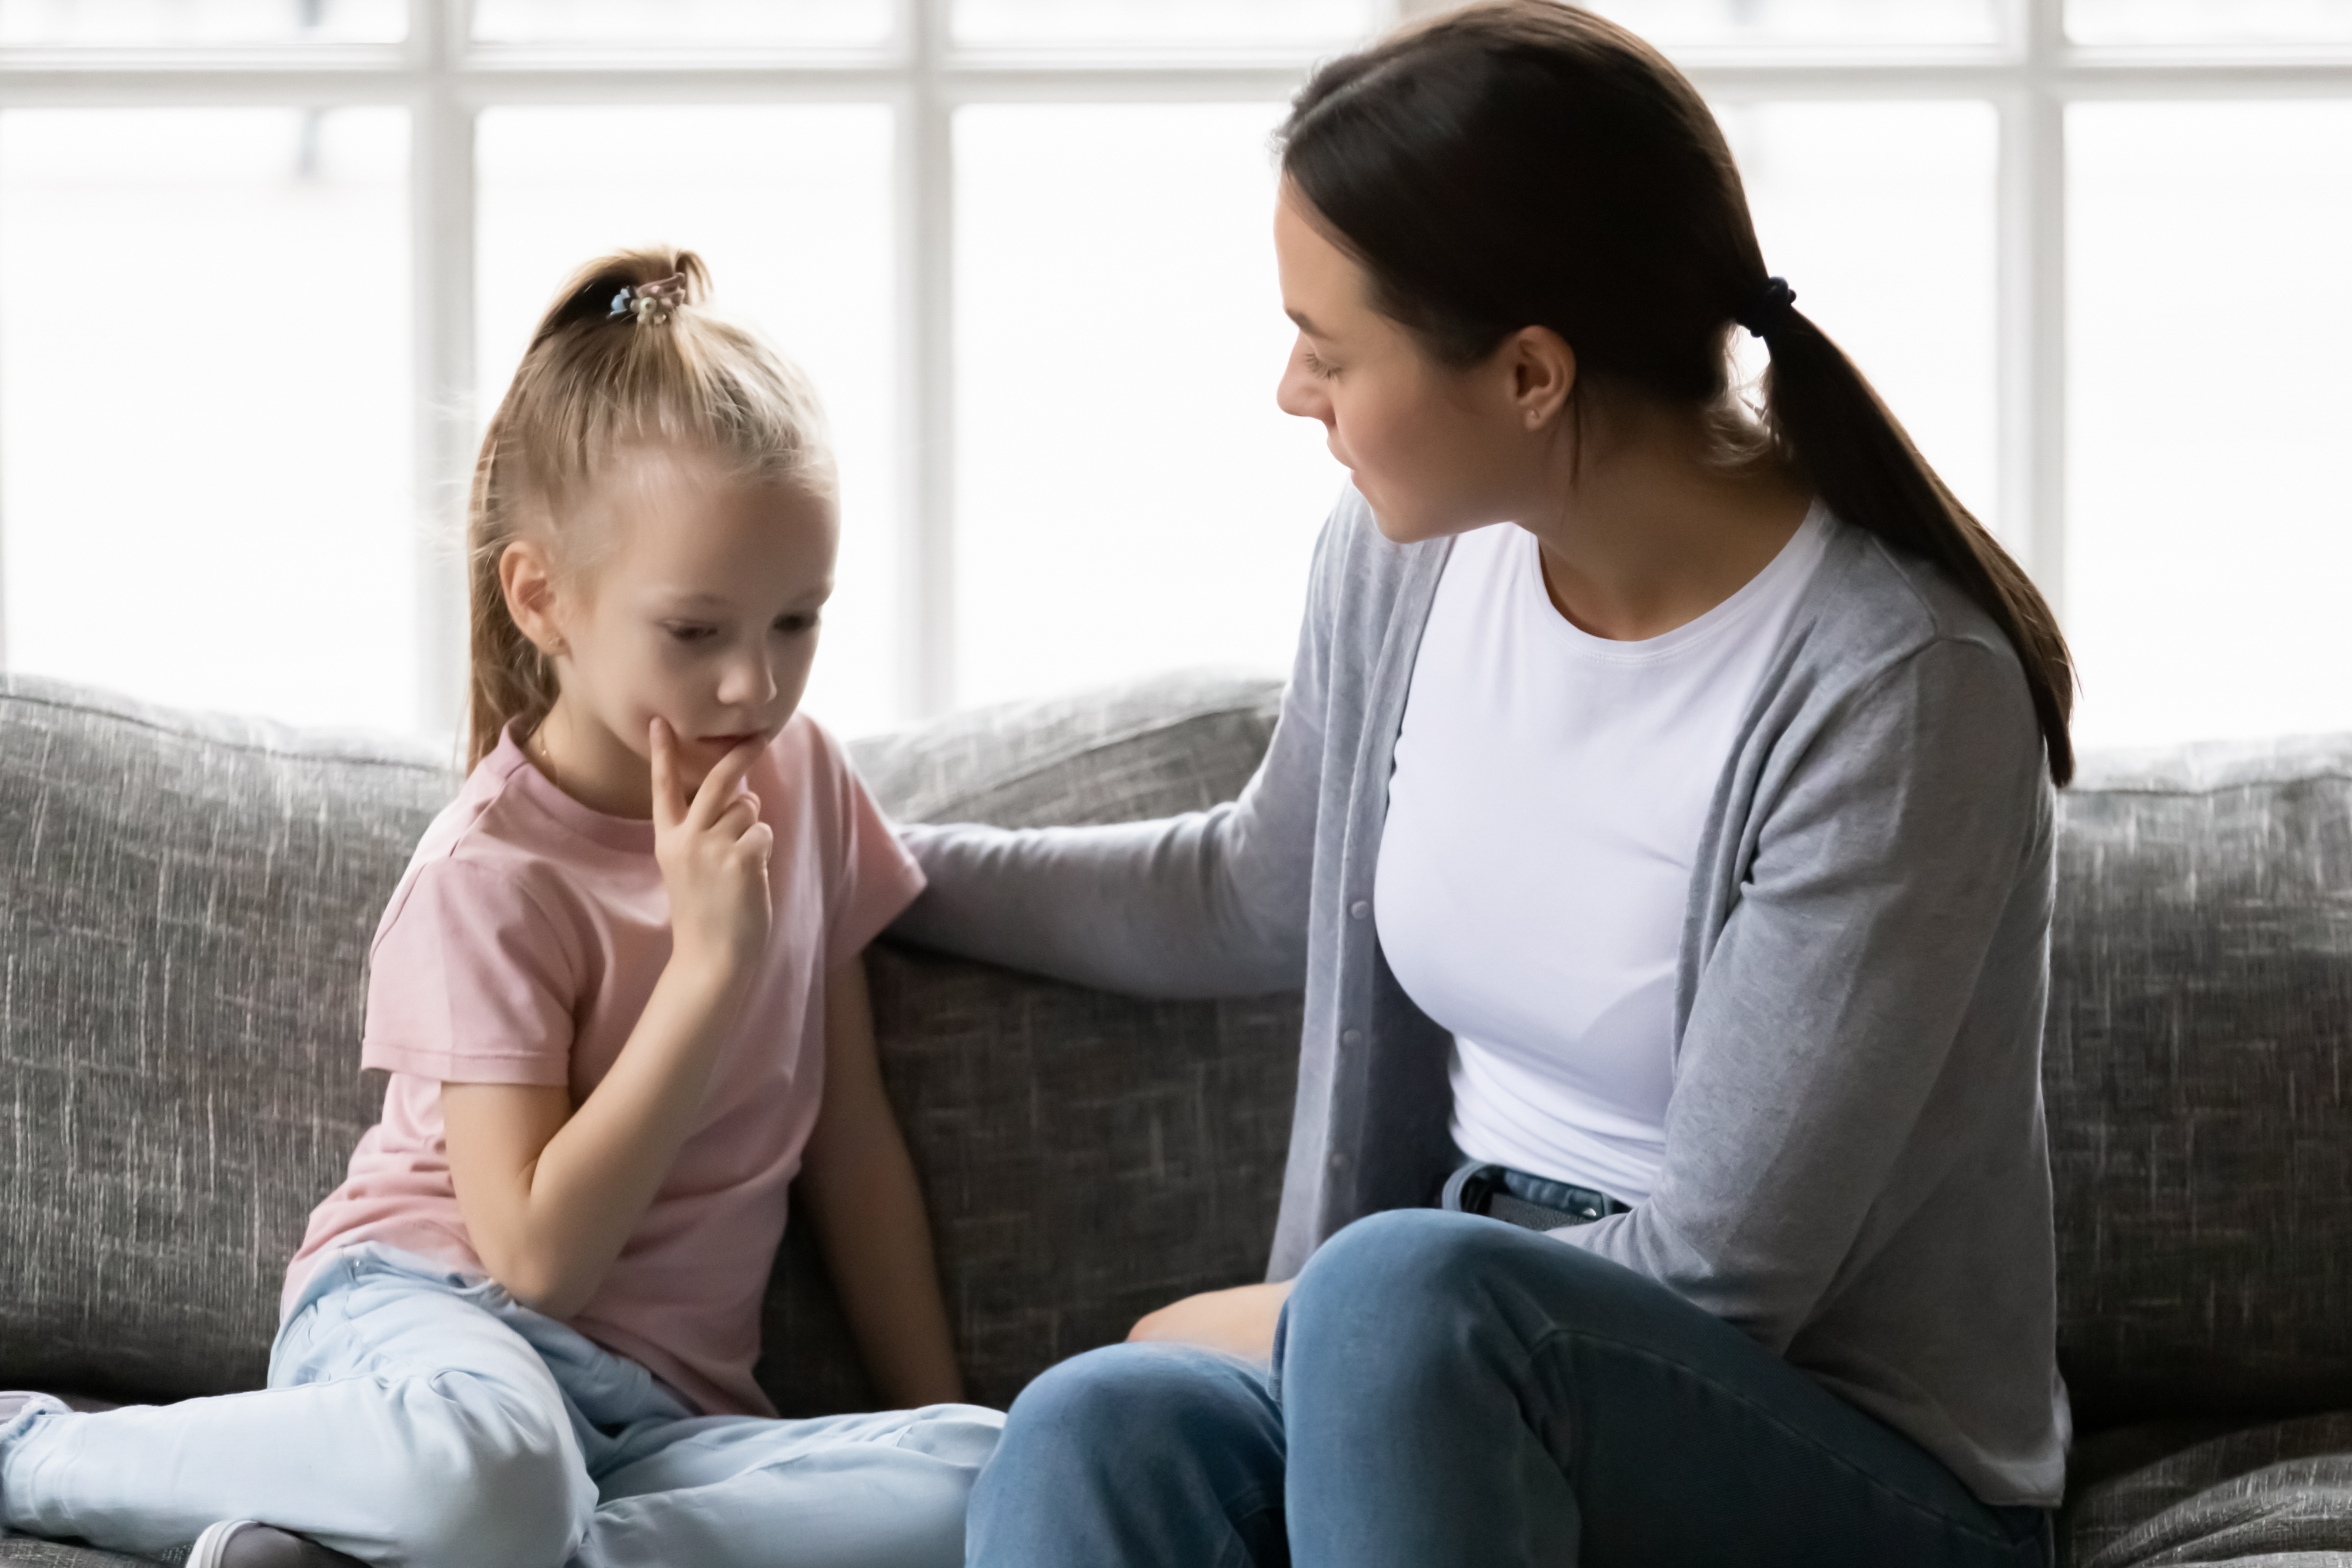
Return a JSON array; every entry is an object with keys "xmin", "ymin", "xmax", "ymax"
[
  {"xmin": 362, "ymin": 856, "xmax": 578, "ymax": 1086},
  {"xmin": 818, "ymin": 735, "xmax": 927, "ymax": 971}
]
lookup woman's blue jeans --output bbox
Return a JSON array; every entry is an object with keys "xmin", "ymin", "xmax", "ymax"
[{"xmin": 968, "ymin": 1209, "xmax": 2054, "ymax": 1568}]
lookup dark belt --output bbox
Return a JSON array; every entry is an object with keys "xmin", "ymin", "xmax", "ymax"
[{"xmin": 1441, "ymin": 1161, "xmax": 1631, "ymax": 1231}]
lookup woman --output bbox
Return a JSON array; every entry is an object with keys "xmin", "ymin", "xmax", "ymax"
[{"xmin": 896, "ymin": 4, "xmax": 2070, "ymax": 1564}]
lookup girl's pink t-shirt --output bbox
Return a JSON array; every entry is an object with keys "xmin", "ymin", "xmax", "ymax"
[{"xmin": 284, "ymin": 716, "xmax": 923, "ymax": 1418}]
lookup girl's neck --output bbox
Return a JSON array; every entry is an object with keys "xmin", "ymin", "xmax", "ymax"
[
  {"xmin": 527, "ymin": 698, "xmax": 656, "ymax": 820},
  {"xmin": 1521, "ymin": 407, "xmax": 1812, "ymax": 643}
]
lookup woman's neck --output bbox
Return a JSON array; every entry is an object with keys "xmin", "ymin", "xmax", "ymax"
[{"xmin": 1521, "ymin": 407, "xmax": 1812, "ymax": 643}]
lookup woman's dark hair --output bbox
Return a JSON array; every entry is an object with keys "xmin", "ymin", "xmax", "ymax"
[{"xmin": 1278, "ymin": 0, "xmax": 2076, "ymax": 784}]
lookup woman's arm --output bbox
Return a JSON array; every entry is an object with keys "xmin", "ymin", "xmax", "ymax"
[
  {"xmin": 887, "ymin": 499, "xmax": 1359, "ymax": 1000},
  {"xmin": 443, "ymin": 722, "xmax": 774, "ymax": 1320},
  {"xmin": 796, "ymin": 954, "xmax": 964, "ymax": 1408},
  {"xmin": 1558, "ymin": 635, "xmax": 2052, "ymax": 1350}
]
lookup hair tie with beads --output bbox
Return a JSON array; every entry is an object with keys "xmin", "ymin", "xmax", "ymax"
[
  {"xmin": 1734, "ymin": 276, "xmax": 1798, "ymax": 340},
  {"xmin": 607, "ymin": 273, "xmax": 690, "ymax": 326}
]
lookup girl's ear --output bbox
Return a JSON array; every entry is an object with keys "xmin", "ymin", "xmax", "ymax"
[{"xmin": 499, "ymin": 539, "xmax": 567, "ymax": 659}]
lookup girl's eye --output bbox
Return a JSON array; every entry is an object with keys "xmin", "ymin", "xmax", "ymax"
[
  {"xmin": 1302, "ymin": 348, "xmax": 1336, "ymax": 379},
  {"xmin": 774, "ymin": 613, "xmax": 820, "ymax": 636},
  {"xmin": 663, "ymin": 623, "xmax": 717, "ymax": 645}
]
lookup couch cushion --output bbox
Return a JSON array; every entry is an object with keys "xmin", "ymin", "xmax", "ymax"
[
  {"xmin": 2049, "ymin": 735, "xmax": 2352, "ymax": 1427},
  {"xmin": 0, "ymin": 677, "xmax": 453, "ymax": 1405},
  {"xmin": 760, "ymin": 671, "xmax": 1301, "ymax": 1414},
  {"xmin": 2061, "ymin": 1410, "xmax": 2352, "ymax": 1566}
]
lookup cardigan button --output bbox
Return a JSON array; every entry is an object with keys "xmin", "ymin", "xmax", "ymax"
[
  {"xmin": 1341, "ymin": 1028, "xmax": 1363, "ymax": 1047},
  {"xmin": 1348, "ymin": 900, "xmax": 1371, "ymax": 920}
]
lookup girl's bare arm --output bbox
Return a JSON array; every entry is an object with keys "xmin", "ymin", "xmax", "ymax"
[
  {"xmin": 443, "ymin": 721, "xmax": 773, "ymax": 1320},
  {"xmin": 796, "ymin": 954, "xmax": 965, "ymax": 1408}
]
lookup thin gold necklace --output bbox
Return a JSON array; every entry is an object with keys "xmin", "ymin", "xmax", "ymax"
[{"xmin": 530, "ymin": 717, "xmax": 562, "ymax": 795}]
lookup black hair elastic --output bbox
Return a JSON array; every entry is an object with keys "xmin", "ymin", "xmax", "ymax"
[{"xmin": 1734, "ymin": 276, "xmax": 1798, "ymax": 339}]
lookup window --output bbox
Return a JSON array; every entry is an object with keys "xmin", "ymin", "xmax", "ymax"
[{"xmin": 1, "ymin": 0, "xmax": 2347, "ymax": 751}]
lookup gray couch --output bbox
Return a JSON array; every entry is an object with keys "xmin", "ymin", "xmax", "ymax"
[{"xmin": 0, "ymin": 671, "xmax": 2346, "ymax": 1566}]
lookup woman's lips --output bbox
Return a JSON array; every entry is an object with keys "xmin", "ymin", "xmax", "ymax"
[{"xmin": 698, "ymin": 731, "xmax": 763, "ymax": 751}]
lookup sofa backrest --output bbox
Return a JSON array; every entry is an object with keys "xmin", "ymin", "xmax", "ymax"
[
  {"xmin": 2047, "ymin": 734, "xmax": 2352, "ymax": 1426},
  {"xmin": 0, "ymin": 677, "xmax": 449, "ymax": 1402},
  {"xmin": 0, "ymin": 672, "xmax": 1299, "ymax": 1415},
  {"xmin": 2, "ymin": 671, "xmax": 2347, "ymax": 1429}
]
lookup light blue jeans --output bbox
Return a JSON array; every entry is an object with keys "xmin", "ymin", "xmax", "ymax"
[
  {"xmin": 968, "ymin": 1209, "xmax": 2054, "ymax": 1568},
  {"xmin": 0, "ymin": 1245, "xmax": 1001, "ymax": 1568}
]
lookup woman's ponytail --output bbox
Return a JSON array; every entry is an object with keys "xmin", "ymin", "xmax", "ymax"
[
  {"xmin": 1279, "ymin": 0, "xmax": 2077, "ymax": 784},
  {"xmin": 1755, "ymin": 303, "xmax": 2075, "ymax": 783}
]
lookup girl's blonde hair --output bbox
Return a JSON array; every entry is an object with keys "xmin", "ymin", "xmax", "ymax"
[{"xmin": 466, "ymin": 246, "xmax": 831, "ymax": 767}]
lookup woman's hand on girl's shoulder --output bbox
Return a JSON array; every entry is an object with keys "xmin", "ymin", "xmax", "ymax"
[
  {"xmin": 1128, "ymin": 1280, "xmax": 1296, "ymax": 1362},
  {"xmin": 650, "ymin": 718, "xmax": 774, "ymax": 979}
]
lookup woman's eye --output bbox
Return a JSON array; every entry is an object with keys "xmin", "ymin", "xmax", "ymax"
[
  {"xmin": 1303, "ymin": 350, "xmax": 1337, "ymax": 379},
  {"xmin": 663, "ymin": 623, "xmax": 717, "ymax": 645},
  {"xmin": 774, "ymin": 613, "xmax": 820, "ymax": 636}
]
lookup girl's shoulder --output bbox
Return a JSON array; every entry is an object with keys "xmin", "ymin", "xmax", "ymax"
[{"xmin": 369, "ymin": 739, "xmax": 596, "ymax": 958}]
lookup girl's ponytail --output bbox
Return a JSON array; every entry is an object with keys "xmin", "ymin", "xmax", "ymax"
[
  {"xmin": 463, "ymin": 246, "xmax": 828, "ymax": 767},
  {"xmin": 1279, "ymin": 0, "xmax": 2077, "ymax": 784},
  {"xmin": 1752, "ymin": 296, "xmax": 2076, "ymax": 783}
]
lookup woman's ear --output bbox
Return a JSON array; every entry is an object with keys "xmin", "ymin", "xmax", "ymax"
[
  {"xmin": 499, "ymin": 539, "xmax": 567, "ymax": 660},
  {"xmin": 1507, "ymin": 325, "xmax": 1577, "ymax": 432}
]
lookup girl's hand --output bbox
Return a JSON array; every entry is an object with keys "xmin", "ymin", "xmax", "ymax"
[
  {"xmin": 650, "ymin": 717, "xmax": 774, "ymax": 975},
  {"xmin": 1128, "ymin": 1279, "xmax": 1296, "ymax": 1362}
]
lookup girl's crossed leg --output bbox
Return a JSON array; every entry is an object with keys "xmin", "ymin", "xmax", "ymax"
[{"xmin": 0, "ymin": 1246, "xmax": 998, "ymax": 1568}]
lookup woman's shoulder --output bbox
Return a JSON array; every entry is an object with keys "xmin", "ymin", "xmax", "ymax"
[{"xmin": 1801, "ymin": 511, "xmax": 2031, "ymax": 690}]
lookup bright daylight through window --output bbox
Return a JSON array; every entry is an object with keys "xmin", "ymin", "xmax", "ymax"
[{"xmin": 0, "ymin": 0, "xmax": 2347, "ymax": 752}]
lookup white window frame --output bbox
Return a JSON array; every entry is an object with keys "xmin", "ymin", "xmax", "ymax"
[{"xmin": 2, "ymin": 0, "xmax": 2347, "ymax": 733}]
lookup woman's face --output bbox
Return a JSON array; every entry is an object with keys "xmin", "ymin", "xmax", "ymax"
[{"xmin": 1272, "ymin": 183, "xmax": 1564, "ymax": 544}]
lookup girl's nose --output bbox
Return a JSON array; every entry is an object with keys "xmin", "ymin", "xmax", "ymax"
[{"xmin": 716, "ymin": 648, "xmax": 778, "ymax": 710}]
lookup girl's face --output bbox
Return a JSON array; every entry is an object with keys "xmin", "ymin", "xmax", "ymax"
[
  {"xmin": 1271, "ymin": 183, "xmax": 1569, "ymax": 544},
  {"xmin": 525, "ymin": 443, "xmax": 838, "ymax": 809}
]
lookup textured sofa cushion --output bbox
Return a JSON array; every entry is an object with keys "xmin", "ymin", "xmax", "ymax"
[
  {"xmin": 0, "ymin": 677, "xmax": 451, "ymax": 1404},
  {"xmin": 2048, "ymin": 734, "xmax": 2352, "ymax": 1427},
  {"xmin": 2062, "ymin": 1411, "xmax": 2352, "ymax": 1566}
]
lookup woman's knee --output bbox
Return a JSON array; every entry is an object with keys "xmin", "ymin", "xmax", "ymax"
[
  {"xmin": 375, "ymin": 1372, "xmax": 591, "ymax": 1568},
  {"xmin": 1294, "ymin": 1207, "xmax": 1521, "ymax": 1310},
  {"xmin": 1285, "ymin": 1208, "xmax": 1611, "ymax": 1372},
  {"xmin": 990, "ymin": 1343, "xmax": 1278, "ymax": 1488}
]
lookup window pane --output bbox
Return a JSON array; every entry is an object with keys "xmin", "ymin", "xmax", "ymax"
[
  {"xmin": 477, "ymin": 105, "xmax": 898, "ymax": 737},
  {"xmin": 1586, "ymin": 0, "xmax": 1996, "ymax": 49},
  {"xmin": 473, "ymin": 0, "xmax": 887, "ymax": 48},
  {"xmin": 2067, "ymin": 103, "xmax": 2352, "ymax": 750},
  {"xmin": 954, "ymin": 103, "xmax": 1345, "ymax": 708},
  {"xmin": 2068, "ymin": 0, "xmax": 2352, "ymax": 45},
  {"xmin": 1718, "ymin": 101, "xmax": 1999, "ymax": 533},
  {"xmin": 954, "ymin": 0, "xmax": 1381, "ymax": 49},
  {"xmin": 0, "ymin": 0, "xmax": 402, "ymax": 45},
  {"xmin": 0, "ymin": 109, "xmax": 415, "ymax": 731}
]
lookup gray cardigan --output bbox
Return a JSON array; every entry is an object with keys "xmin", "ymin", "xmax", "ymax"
[{"xmin": 895, "ymin": 489, "xmax": 2070, "ymax": 1507}]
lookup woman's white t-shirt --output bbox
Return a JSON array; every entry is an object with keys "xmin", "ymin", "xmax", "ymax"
[{"xmin": 1375, "ymin": 505, "xmax": 1831, "ymax": 1202}]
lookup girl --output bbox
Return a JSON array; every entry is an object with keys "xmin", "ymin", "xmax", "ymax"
[
  {"xmin": 894, "ymin": 4, "xmax": 2070, "ymax": 1565},
  {"xmin": 0, "ymin": 249, "xmax": 1000, "ymax": 1568}
]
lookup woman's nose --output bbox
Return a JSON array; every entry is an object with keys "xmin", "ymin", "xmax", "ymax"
[{"xmin": 1276, "ymin": 356, "xmax": 1332, "ymax": 429}]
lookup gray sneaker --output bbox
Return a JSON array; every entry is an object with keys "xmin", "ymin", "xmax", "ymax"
[{"xmin": 186, "ymin": 1521, "xmax": 367, "ymax": 1568}]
